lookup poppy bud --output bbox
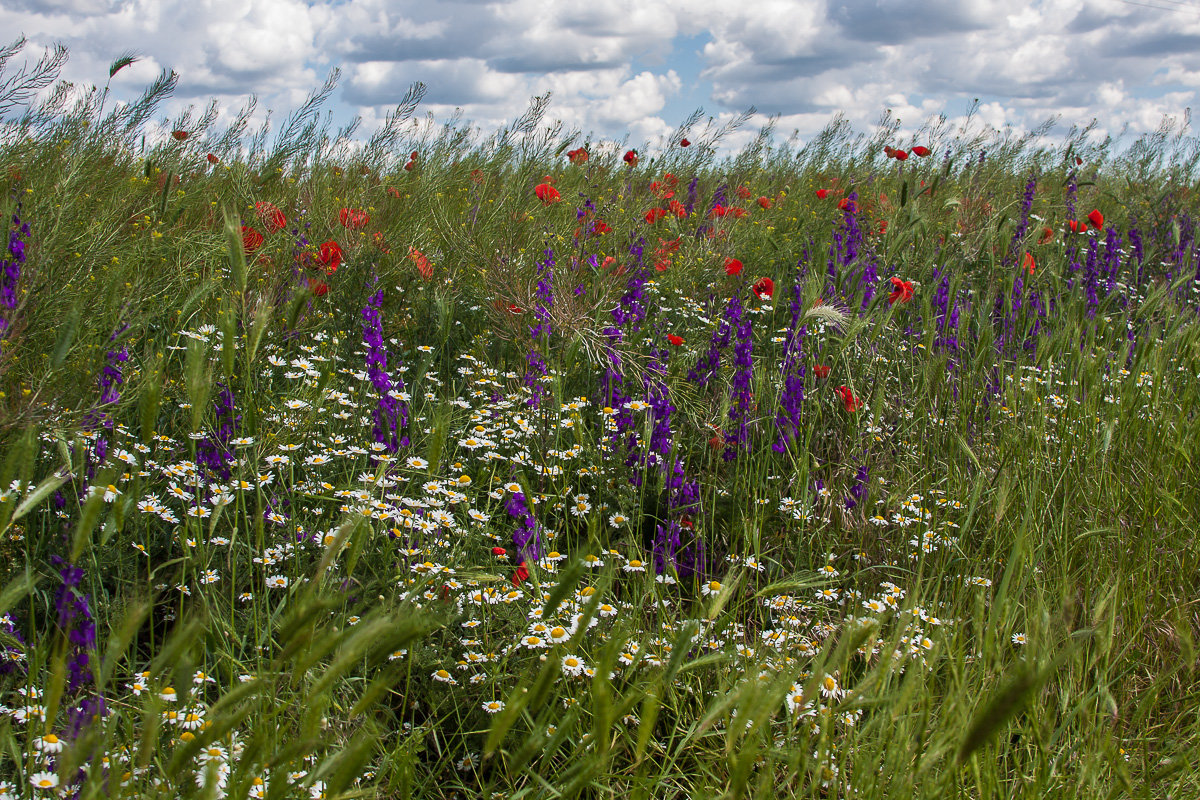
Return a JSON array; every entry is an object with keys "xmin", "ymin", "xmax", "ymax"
[
  {"xmin": 884, "ymin": 146, "xmax": 895, "ymax": 158},
  {"xmin": 410, "ymin": 151, "xmax": 419, "ymax": 160},
  {"xmin": 404, "ymin": 160, "xmax": 415, "ymax": 171},
  {"xmin": 1075, "ymin": 156, "xmax": 1083, "ymax": 165},
  {"xmin": 680, "ymin": 138, "xmax": 690, "ymax": 147}
]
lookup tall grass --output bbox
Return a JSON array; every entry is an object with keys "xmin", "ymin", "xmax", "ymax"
[{"xmin": 0, "ymin": 40, "xmax": 1197, "ymax": 799}]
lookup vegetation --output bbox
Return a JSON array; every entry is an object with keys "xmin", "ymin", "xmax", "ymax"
[{"xmin": 0, "ymin": 39, "xmax": 1198, "ymax": 799}]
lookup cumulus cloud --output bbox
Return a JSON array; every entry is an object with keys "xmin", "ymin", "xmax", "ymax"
[{"xmin": 0, "ymin": 0, "xmax": 1196, "ymax": 154}]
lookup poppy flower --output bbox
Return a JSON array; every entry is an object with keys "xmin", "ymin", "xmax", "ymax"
[
  {"xmin": 535, "ymin": 183, "xmax": 561, "ymax": 204},
  {"xmin": 731, "ymin": 207, "xmax": 749, "ymax": 218},
  {"xmin": 1038, "ymin": 226, "xmax": 1054, "ymax": 245},
  {"xmin": 752, "ymin": 277, "xmax": 775, "ymax": 300},
  {"xmin": 171, "ymin": 130, "xmax": 189, "ymax": 141},
  {"xmin": 837, "ymin": 198, "xmax": 856, "ymax": 213},
  {"xmin": 645, "ymin": 207, "xmax": 668, "ymax": 224},
  {"xmin": 241, "ymin": 226, "xmax": 264, "ymax": 253},
  {"xmin": 1087, "ymin": 209, "xmax": 1104, "ymax": 230},
  {"xmin": 650, "ymin": 180, "xmax": 675, "ymax": 199},
  {"xmin": 816, "ymin": 189, "xmax": 830, "ymax": 199},
  {"xmin": 470, "ymin": 169, "xmax": 485, "ymax": 184},
  {"xmin": 1068, "ymin": 219, "xmax": 1079, "ymax": 233},
  {"xmin": 888, "ymin": 276, "xmax": 914, "ymax": 305},
  {"xmin": 911, "ymin": 145, "xmax": 931, "ymax": 157},
  {"xmin": 206, "ymin": 153, "xmax": 220, "ymax": 164},
  {"xmin": 884, "ymin": 146, "xmax": 895, "ymax": 158},
  {"xmin": 724, "ymin": 257, "xmax": 743, "ymax": 276},
  {"xmin": 669, "ymin": 199, "xmax": 688, "ymax": 217},
  {"xmin": 511, "ymin": 561, "xmax": 529, "ymax": 586},
  {"xmin": 387, "ymin": 186, "xmax": 401, "ymax": 199},
  {"xmin": 835, "ymin": 385, "xmax": 863, "ymax": 413},
  {"xmin": 492, "ymin": 547, "xmax": 507, "ymax": 557},
  {"xmin": 667, "ymin": 334, "xmax": 684, "ymax": 346},
  {"xmin": 1023, "ymin": 252, "xmax": 1036, "ymax": 275},
  {"xmin": 255, "ymin": 201, "xmax": 286, "ymax": 234},
  {"xmin": 877, "ymin": 219, "xmax": 888, "ymax": 235},
  {"xmin": 737, "ymin": 185, "xmax": 752, "ymax": 199},
  {"xmin": 317, "ymin": 240, "xmax": 342, "ymax": 274},
  {"xmin": 410, "ymin": 151, "xmax": 418, "ymax": 160},
  {"xmin": 894, "ymin": 149, "xmax": 908, "ymax": 161},
  {"xmin": 1075, "ymin": 156, "xmax": 1083, "ymax": 166},
  {"xmin": 340, "ymin": 208, "xmax": 370, "ymax": 230},
  {"xmin": 307, "ymin": 278, "xmax": 329, "ymax": 297},
  {"xmin": 680, "ymin": 138, "xmax": 690, "ymax": 147},
  {"xmin": 567, "ymin": 147, "xmax": 589, "ymax": 164},
  {"xmin": 404, "ymin": 160, "xmax": 415, "ymax": 171},
  {"xmin": 372, "ymin": 231, "xmax": 392, "ymax": 254},
  {"xmin": 813, "ymin": 364, "xmax": 831, "ymax": 379},
  {"xmin": 708, "ymin": 204, "xmax": 728, "ymax": 219},
  {"xmin": 408, "ymin": 246, "xmax": 432, "ymax": 280},
  {"xmin": 757, "ymin": 196, "xmax": 772, "ymax": 209},
  {"xmin": 623, "ymin": 149, "xmax": 638, "ymax": 166},
  {"xmin": 590, "ymin": 219, "xmax": 612, "ymax": 235}
]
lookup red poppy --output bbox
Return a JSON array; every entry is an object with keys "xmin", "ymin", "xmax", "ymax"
[
  {"xmin": 339, "ymin": 208, "xmax": 370, "ymax": 230},
  {"xmin": 1038, "ymin": 226, "xmax": 1054, "ymax": 245},
  {"xmin": 171, "ymin": 130, "xmax": 189, "ymax": 141},
  {"xmin": 404, "ymin": 160, "xmax": 415, "ymax": 171},
  {"xmin": 1087, "ymin": 209, "xmax": 1104, "ymax": 230},
  {"xmin": 888, "ymin": 276, "xmax": 914, "ymax": 305},
  {"xmin": 709, "ymin": 204, "xmax": 728, "ymax": 219},
  {"xmin": 835, "ymin": 385, "xmax": 863, "ymax": 413},
  {"xmin": 752, "ymin": 277, "xmax": 775, "ymax": 300},
  {"xmin": 816, "ymin": 189, "xmax": 830, "ymax": 199},
  {"xmin": 535, "ymin": 183, "xmax": 561, "ymax": 204},
  {"xmin": 669, "ymin": 199, "xmax": 688, "ymax": 217},
  {"xmin": 837, "ymin": 198, "xmax": 856, "ymax": 213},
  {"xmin": 567, "ymin": 147, "xmax": 589, "ymax": 165},
  {"xmin": 731, "ymin": 207, "xmax": 749, "ymax": 218},
  {"xmin": 241, "ymin": 225, "xmax": 264, "ymax": 253},
  {"xmin": 757, "ymin": 196, "xmax": 772, "ymax": 209},
  {"xmin": 724, "ymin": 257, "xmax": 743, "ymax": 276},
  {"xmin": 894, "ymin": 149, "xmax": 909, "ymax": 161},
  {"xmin": 737, "ymin": 185, "xmax": 752, "ymax": 199},
  {"xmin": 813, "ymin": 364, "xmax": 831, "ymax": 379},
  {"xmin": 650, "ymin": 180, "xmax": 675, "ymax": 199},
  {"xmin": 255, "ymin": 201, "xmax": 286, "ymax": 234},
  {"xmin": 590, "ymin": 219, "xmax": 612, "ymax": 235},
  {"xmin": 470, "ymin": 169, "xmax": 485, "ymax": 184},
  {"xmin": 1068, "ymin": 219, "xmax": 1079, "ymax": 233},
  {"xmin": 511, "ymin": 561, "xmax": 529, "ymax": 586},
  {"xmin": 623, "ymin": 149, "xmax": 638, "ymax": 166},
  {"xmin": 1075, "ymin": 156, "xmax": 1083, "ymax": 166},
  {"xmin": 911, "ymin": 145, "xmax": 931, "ymax": 157},
  {"xmin": 318, "ymin": 240, "xmax": 342, "ymax": 274},
  {"xmin": 668, "ymin": 334, "xmax": 684, "ymax": 346},
  {"xmin": 492, "ymin": 547, "xmax": 508, "ymax": 558},
  {"xmin": 410, "ymin": 151, "xmax": 418, "ymax": 160},
  {"xmin": 884, "ymin": 146, "xmax": 895, "ymax": 158},
  {"xmin": 645, "ymin": 207, "xmax": 668, "ymax": 224},
  {"xmin": 307, "ymin": 278, "xmax": 329, "ymax": 297},
  {"xmin": 680, "ymin": 138, "xmax": 690, "ymax": 147},
  {"xmin": 372, "ymin": 231, "xmax": 391, "ymax": 254},
  {"xmin": 387, "ymin": 186, "xmax": 401, "ymax": 198},
  {"xmin": 408, "ymin": 246, "xmax": 432, "ymax": 280},
  {"xmin": 206, "ymin": 153, "xmax": 220, "ymax": 164},
  {"xmin": 1023, "ymin": 252, "xmax": 1036, "ymax": 275},
  {"xmin": 877, "ymin": 219, "xmax": 889, "ymax": 235}
]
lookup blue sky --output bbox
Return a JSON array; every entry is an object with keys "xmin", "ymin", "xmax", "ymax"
[{"xmin": 3, "ymin": 0, "xmax": 1199, "ymax": 156}]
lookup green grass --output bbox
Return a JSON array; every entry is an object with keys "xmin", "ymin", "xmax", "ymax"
[{"xmin": 0, "ymin": 48, "xmax": 1197, "ymax": 799}]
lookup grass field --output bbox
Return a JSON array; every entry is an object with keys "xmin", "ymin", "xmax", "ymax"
[{"xmin": 0, "ymin": 48, "xmax": 1199, "ymax": 799}]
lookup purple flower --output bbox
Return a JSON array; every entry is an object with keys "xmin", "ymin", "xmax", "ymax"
[{"xmin": 361, "ymin": 282, "xmax": 409, "ymax": 452}]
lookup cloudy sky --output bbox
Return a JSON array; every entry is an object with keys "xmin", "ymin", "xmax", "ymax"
[{"xmin": 3, "ymin": 0, "xmax": 1199, "ymax": 155}]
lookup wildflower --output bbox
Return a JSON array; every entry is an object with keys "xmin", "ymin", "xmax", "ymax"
[
  {"xmin": 561, "ymin": 654, "xmax": 587, "ymax": 676},
  {"xmin": 911, "ymin": 145, "xmax": 931, "ymax": 157},
  {"xmin": 265, "ymin": 575, "xmax": 288, "ymax": 589},
  {"xmin": 623, "ymin": 559, "xmax": 646, "ymax": 573},
  {"xmin": 757, "ymin": 196, "xmax": 772, "ymax": 209},
  {"xmin": 339, "ymin": 208, "xmax": 370, "ymax": 229},
  {"xmin": 491, "ymin": 547, "xmax": 507, "ymax": 557},
  {"xmin": 645, "ymin": 207, "xmax": 668, "ymax": 224},
  {"xmin": 431, "ymin": 669, "xmax": 457, "ymax": 684},
  {"xmin": 255, "ymin": 201, "xmax": 286, "ymax": 234},
  {"xmin": 317, "ymin": 240, "xmax": 342, "ymax": 274},
  {"xmin": 813, "ymin": 364, "xmax": 831, "ymax": 379},
  {"xmin": 835, "ymin": 385, "xmax": 862, "ymax": 412},
  {"xmin": 1087, "ymin": 209, "xmax": 1104, "ymax": 230},
  {"xmin": 837, "ymin": 197, "xmax": 856, "ymax": 212},
  {"xmin": 408, "ymin": 246, "xmax": 433, "ymax": 280},
  {"xmin": 307, "ymin": 278, "xmax": 329, "ymax": 297},
  {"xmin": 206, "ymin": 153, "xmax": 220, "ymax": 164},
  {"xmin": 680, "ymin": 137, "xmax": 690, "ymax": 147},
  {"xmin": 887, "ymin": 277, "xmax": 913, "ymax": 304},
  {"xmin": 752, "ymin": 277, "xmax": 774, "ymax": 300},
  {"xmin": 29, "ymin": 772, "xmax": 58, "ymax": 791},
  {"xmin": 894, "ymin": 149, "xmax": 909, "ymax": 161},
  {"xmin": 623, "ymin": 149, "xmax": 638, "ymax": 166},
  {"xmin": 816, "ymin": 189, "xmax": 829, "ymax": 199},
  {"xmin": 242, "ymin": 226, "xmax": 264, "ymax": 253},
  {"xmin": 33, "ymin": 733, "xmax": 64, "ymax": 753},
  {"xmin": 171, "ymin": 130, "xmax": 189, "ymax": 141},
  {"xmin": 667, "ymin": 334, "xmax": 684, "ymax": 347},
  {"xmin": 482, "ymin": 700, "xmax": 505, "ymax": 713},
  {"xmin": 511, "ymin": 561, "xmax": 529, "ymax": 586},
  {"xmin": 700, "ymin": 580, "xmax": 723, "ymax": 597},
  {"xmin": 724, "ymin": 257, "xmax": 743, "ymax": 276},
  {"xmin": 1011, "ymin": 632, "xmax": 1028, "ymax": 645},
  {"xmin": 1023, "ymin": 252, "xmax": 1036, "ymax": 275},
  {"xmin": 1038, "ymin": 226, "xmax": 1054, "ymax": 245},
  {"xmin": 535, "ymin": 183, "xmax": 561, "ymax": 205},
  {"xmin": 567, "ymin": 148, "xmax": 588, "ymax": 164}
]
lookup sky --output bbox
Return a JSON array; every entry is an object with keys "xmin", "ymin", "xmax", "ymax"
[{"xmin": 3, "ymin": 0, "xmax": 1200, "ymax": 157}]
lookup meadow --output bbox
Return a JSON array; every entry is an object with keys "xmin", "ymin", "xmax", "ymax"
[{"xmin": 0, "ymin": 46, "xmax": 1198, "ymax": 799}]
